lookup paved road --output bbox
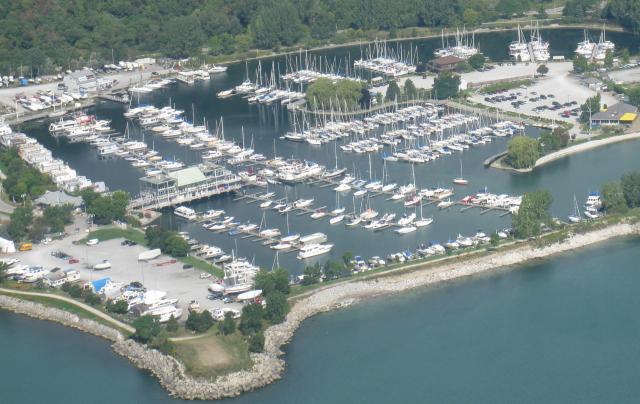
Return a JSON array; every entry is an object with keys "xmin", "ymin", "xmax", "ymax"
[{"xmin": 0, "ymin": 287, "xmax": 135, "ymax": 333}]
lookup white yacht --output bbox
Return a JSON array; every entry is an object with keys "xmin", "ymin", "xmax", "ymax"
[
  {"xmin": 297, "ymin": 243, "xmax": 333, "ymax": 259},
  {"xmin": 174, "ymin": 206, "xmax": 197, "ymax": 220}
]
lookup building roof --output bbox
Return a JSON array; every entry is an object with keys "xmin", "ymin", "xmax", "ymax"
[
  {"xmin": 431, "ymin": 55, "xmax": 465, "ymax": 66},
  {"xmin": 620, "ymin": 112, "xmax": 638, "ymax": 122},
  {"xmin": 34, "ymin": 190, "xmax": 83, "ymax": 207},
  {"xmin": 591, "ymin": 102, "xmax": 638, "ymax": 121},
  {"xmin": 168, "ymin": 166, "xmax": 206, "ymax": 187}
]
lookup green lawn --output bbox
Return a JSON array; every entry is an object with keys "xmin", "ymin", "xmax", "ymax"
[
  {"xmin": 178, "ymin": 256, "xmax": 223, "ymax": 278},
  {"xmin": 83, "ymin": 227, "xmax": 147, "ymax": 245},
  {"xmin": 172, "ymin": 331, "xmax": 252, "ymax": 379}
]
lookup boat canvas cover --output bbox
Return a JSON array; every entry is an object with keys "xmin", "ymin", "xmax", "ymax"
[
  {"xmin": 91, "ymin": 277, "xmax": 111, "ymax": 293},
  {"xmin": 138, "ymin": 248, "xmax": 162, "ymax": 261}
]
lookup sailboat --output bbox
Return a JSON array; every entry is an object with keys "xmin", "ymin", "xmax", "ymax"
[
  {"xmin": 414, "ymin": 202, "xmax": 434, "ymax": 228},
  {"xmin": 453, "ymin": 158, "xmax": 468, "ymax": 185},
  {"xmin": 568, "ymin": 195, "xmax": 582, "ymax": 223}
]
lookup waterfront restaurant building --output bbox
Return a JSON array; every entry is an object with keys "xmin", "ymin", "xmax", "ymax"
[
  {"xmin": 427, "ymin": 55, "xmax": 465, "ymax": 73},
  {"xmin": 133, "ymin": 163, "xmax": 242, "ymax": 210},
  {"xmin": 590, "ymin": 102, "xmax": 638, "ymax": 127}
]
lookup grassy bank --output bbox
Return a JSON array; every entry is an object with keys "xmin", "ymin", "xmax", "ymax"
[
  {"xmin": 0, "ymin": 288, "xmax": 132, "ymax": 335},
  {"xmin": 172, "ymin": 331, "xmax": 252, "ymax": 379},
  {"xmin": 82, "ymin": 226, "xmax": 223, "ymax": 278}
]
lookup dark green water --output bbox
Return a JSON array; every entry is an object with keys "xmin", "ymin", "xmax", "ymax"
[{"xmin": 3, "ymin": 237, "xmax": 640, "ymax": 403}]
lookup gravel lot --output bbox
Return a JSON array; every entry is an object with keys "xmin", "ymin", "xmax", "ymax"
[
  {"xmin": 9, "ymin": 219, "xmax": 241, "ymax": 317},
  {"xmin": 608, "ymin": 67, "xmax": 640, "ymax": 84}
]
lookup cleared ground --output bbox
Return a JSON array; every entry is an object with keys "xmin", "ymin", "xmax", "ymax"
[{"xmin": 608, "ymin": 67, "xmax": 640, "ymax": 84}]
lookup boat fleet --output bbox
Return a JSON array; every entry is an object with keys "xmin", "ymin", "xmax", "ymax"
[
  {"xmin": 508, "ymin": 24, "xmax": 550, "ymax": 62},
  {"xmin": 574, "ymin": 26, "xmax": 615, "ymax": 62},
  {"xmin": 434, "ymin": 28, "xmax": 480, "ymax": 59}
]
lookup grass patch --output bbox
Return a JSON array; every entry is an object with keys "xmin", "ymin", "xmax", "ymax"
[
  {"xmin": 172, "ymin": 331, "xmax": 252, "ymax": 379},
  {"xmin": 81, "ymin": 227, "xmax": 147, "ymax": 245},
  {"xmin": 0, "ymin": 289, "xmax": 132, "ymax": 335},
  {"xmin": 178, "ymin": 255, "xmax": 223, "ymax": 278}
]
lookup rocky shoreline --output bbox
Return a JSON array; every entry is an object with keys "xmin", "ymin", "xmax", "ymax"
[
  {"xmin": 0, "ymin": 294, "xmax": 124, "ymax": 342},
  {"xmin": 1, "ymin": 222, "xmax": 638, "ymax": 400}
]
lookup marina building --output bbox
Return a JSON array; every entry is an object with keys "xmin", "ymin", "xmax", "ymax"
[
  {"xmin": 427, "ymin": 55, "xmax": 465, "ymax": 73},
  {"xmin": 590, "ymin": 102, "xmax": 638, "ymax": 127},
  {"xmin": 131, "ymin": 163, "xmax": 242, "ymax": 210}
]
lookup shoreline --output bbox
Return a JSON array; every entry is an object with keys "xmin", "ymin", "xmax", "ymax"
[
  {"xmin": 491, "ymin": 132, "xmax": 640, "ymax": 173},
  {"xmin": 3, "ymin": 219, "xmax": 638, "ymax": 400}
]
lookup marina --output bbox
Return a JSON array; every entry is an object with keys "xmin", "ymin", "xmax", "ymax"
[{"xmin": 6, "ymin": 27, "xmax": 640, "ymax": 276}]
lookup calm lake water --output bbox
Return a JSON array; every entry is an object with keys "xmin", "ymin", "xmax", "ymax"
[
  {"xmin": 3, "ymin": 237, "xmax": 640, "ymax": 403},
  {"xmin": 3, "ymin": 28, "xmax": 640, "ymax": 402}
]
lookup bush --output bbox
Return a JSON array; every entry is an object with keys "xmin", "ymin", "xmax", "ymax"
[
  {"xmin": 248, "ymin": 333, "xmax": 265, "ymax": 353},
  {"xmin": 133, "ymin": 315, "xmax": 162, "ymax": 343},
  {"xmin": 239, "ymin": 304, "xmax": 264, "ymax": 335},
  {"xmin": 185, "ymin": 310, "xmax": 215, "ymax": 333},
  {"xmin": 218, "ymin": 312, "xmax": 236, "ymax": 335},
  {"xmin": 106, "ymin": 299, "xmax": 129, "ymax": 314},
  {"xmin": 265, "ymin": 291, "xmax": 288, "ymax": 324},
  {"xmin": 165, "ymin": 315, "xmax": 179, "ymax": 332}
]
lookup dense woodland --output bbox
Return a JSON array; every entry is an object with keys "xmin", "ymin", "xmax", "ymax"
[{"xmin": 0, "ymin": 0, "xmax": 638, "ymax": 75}]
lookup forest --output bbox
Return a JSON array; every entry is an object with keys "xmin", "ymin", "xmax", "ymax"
[{"xmin": 0, "ymin": 0, "xmax": 638, "ymax": 75}]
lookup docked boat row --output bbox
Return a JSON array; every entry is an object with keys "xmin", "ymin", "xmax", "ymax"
[
  {"xmin": 434, "ymin": 27, "xmax": 480, "ymax": 59},
  {"xmin": 508, "ymin": 23, "xmax": 550, "ymax": 63},
  {"xmin": 0, "ymin": 126, "xmax": 104, "ymax": 193},
  {"xmin": 354, "ymin": 39, "xmax": 417, "ymax": 77},
  {"xmin": 574, "ymin": 26, "xmax": 615, "ymax": 62}
]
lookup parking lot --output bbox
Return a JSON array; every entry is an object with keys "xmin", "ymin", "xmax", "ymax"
[
  {"xmin": 12, "ymin": 230, "xmax": 242, "ymax": 317},
  {"xmin": 469, "ymin": 62, "xmax": 619, "ymax": 125}
]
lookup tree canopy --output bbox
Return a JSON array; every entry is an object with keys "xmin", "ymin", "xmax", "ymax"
[
  {"xmin": 505, "ymin": 136, "xmax": 540, "ymax": 169},
  {"xmin": 432, "ymin": 71, "xmax": 461, "ymax": 99},
  {"xmin": 306, "ymin": 78, "xmax": 367, "ymax": 110},
  {"xmin": 0, "ymin": 148, "xmax": 56, "ymax": 202},
  {"xmin": 0, "ymin": 0, "xmax": 516, "ymax": 76},
  {"xmin": 512, "ymin": 190, "xmax": 553, "ymax": 239}
]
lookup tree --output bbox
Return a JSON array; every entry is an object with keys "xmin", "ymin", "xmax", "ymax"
[
  {"xmin": 403, "ymin": 79, "xmax": 418, "ymax": 99},
  {"xmin": 505, "ymin": 136, "xmax": 540, "ymax": 169},
  {"xmin": 601, "ymin": 181, "xmax": 628, "ymax": 213},
  {"xmin": 621, "ymin": 171, "xmax": 640, "ymax": 208},
  {"xmin": 163, "ymin": 15, "xmax": 204, "ymax": 58},
  {"xmin": 306, "ymin": 78, "xmax": 366, "ymax": 110},
  {"xmin": 620, "ymin": 48, "xmax": 631, "ymax": 65},
  {"xmin": 185, "ymin": 310, "xmax": 215, "ymax": 333},
  {"xmin": 106, "ymin": 299, "xmax": 129, "ymax": 314},
  {"xmin": 254, "ymin": 268, "xmax": 290, "ymax": 296},
  {"xmin": 385, "ymin": 81, "xmax": 401, "ymax": 102},
  {"xmin": 604, "ymin": 50, "xmax": 614, "ymax": 68},
  {"xmin": 0, "ymin": 261, "xmax": 9, "ymax": 283},
  {"xmin": 265, "ymin": 291, "xmax": 288, "ymax": 324},
  {"xmin": 8, "ymin": 205, "xmax": 34, "ymax": 241},
  {"xmin": 248, "ymin": 332, "xmax": 265, "ymax": 353},
  {"xmin": 539, "ymin": 127, "xmax": 569, "ymax": 154},
  {"xmin": 342, "ymin": 251, "xmax": 354, "ymax": 268},
  {"xmin": 490, "ymin": 233, "xmax": 500, "ymax": 247},
  {"xmin": 512, "ymin": 190, "xmax": 553, "ymax": 239},
  {"xmin": 496, "ymin": 0, "xmax": 529, "ymax": 16},
  {"xmin": 133, "ymin": 315, "xmax": 162, "ymax": 343},
  {"xmin": 83, "ymin": 291, "xmax": 102, "ymax": 306},
  {"xmin": 43, "ymin": 205, "xmax": 73, "ymax": 233},
  {"xmin": 218, "ymin": 312, "xmax": 236, "ymax": 335},
  {"xmin": 468, "ymin": 54, "xmax": 486, "ymax": 70},
  {"xmin": 628, "ymin": 86, "xmax": 640, "ymax": 108},
  {"xmin": 580, "ymin": 93, "xmax": 601, "ymax": 123},
  {"xmin": 536, "ymin": 64, "xmax": 549, "ymax": 76},
  {"xmin": 165, "ymin": 315, "xmax": 179, "ymax": 333},
  {"xmin": 573, "ymin": 54, "xmax": 590, "ymax": 74},
  {"xmin": 301, "ymin": 263, "xmax": 322, "ymax": 285},
  {"xmin": 239, "ymin": 303, "xmax": 264, "ymax": 335},
  {"xmin": 432, "ymin": 71, "xmax": 461, "ymax": 99}
]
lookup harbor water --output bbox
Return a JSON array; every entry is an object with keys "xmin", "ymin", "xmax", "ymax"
[{"xmin": 3, "ymin": 236, "xmax": 640, "ymax": 403}]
